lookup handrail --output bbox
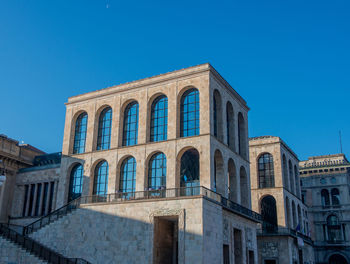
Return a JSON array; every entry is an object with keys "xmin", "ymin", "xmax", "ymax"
[
  {"xmin": 0, "ymin": 223, "xmax": 91, "ymax": 264},
  {"xmin": 79, "ymin": 186, "xmax": 262, "ymax": 222},
  {"xmin": 25, "ymin": 186, "xmax": 262, "ymax": 235},
  {"xmin": 25, "ymin": 197, "xmax": 82, "ymax": 235}
]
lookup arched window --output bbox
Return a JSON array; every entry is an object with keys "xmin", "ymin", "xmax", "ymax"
[
  {"xmin": 180, "ymin": 88, "xmax": 200, "ymax": 137},
  {"xmin": 150, "ymin": 96, "xmax": 168, "ymax": 142},
  {"xmin": 123, "ymin": 102, "xmax": 139, "ymax": 146},
  {"xmin": 289, "ymin": 160, "xmax": 295, "ymax": 194},
  {"xmin": 327, "ymin": 215, "xmax": 342, "ymax": 242},
  {"xmin": 321, "ymin": 189, "xmax": 330, "ymax": 206},
  {"xmin": 285, "ymin": 197, "xmax": 291, "ymax": 228},
  {"xmin": 283, "ymin": 155, "xmax": 289, "ymax": 190},
  {"xmin": 96, "ymin": 107, "xmax": 112, "ymax": 150},
  {"xmin": 329, "ymin": 254, "xmax": 348, "ymax": 264},
  {"xmin": 148, "ymin": 153, "xmax": 166, "ymax": 189},
  {"xmin": 214, "ymin": 150, "xmax": 224, "ymax": 195},
  {"xmin": 238, "ymin": 113, "xmax": 246, "ymax": 158},
  {"xmin": 73, "ymin": 112, "xmax": 88, "ymax": 154},
  {"xmin": 258, "ymin": 153, "xmax": 275, "ymax": 188},
  {"xmin": 213, "ymin": 90, "xmax": 223, "ymax": 140},
  {"xmin": 240, "ymin": 166, "xmax": 249, "ymax": 208},
  {"xmin": 331, "ymin": 188, "xmax": 340, "ymax": 205},
  {"xmin": 228, "ymin": 159, "xmax": 237, "ymax": 202},
  {"xmin": 261, "ymin": 195, "xmax": 277, "ymax": 232},
  {"xmin": 297, "ymin": 205, "xmax": 302, "ymax": 231},
  {"xmin": 226, "ymin": 102, "xmax": 235, "ymax": 151},
  {"xmin": 93, "ymin": 161, "xmax": 109, "ymax": 197},
  {"xmin": 292, "ymin": 201, "xmax": 297, "ymax": 229},
  {"xmin": 180, "ymin": 149, "xmax": 200, "ymax": 194},
  {"xmin": 295, "ymin": 165, "xmax": 300, "ymax": 197},
  {"xmin": 120, "ymin": 157, "xmax": 136, "ymax": 193},
  {"xmin": 68, "ymin": 164, "xmax": 84, "ymax": 202}
]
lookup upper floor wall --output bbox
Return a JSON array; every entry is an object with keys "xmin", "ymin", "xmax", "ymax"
[{"xmin": 62, "ymin": 64, "xmax": 249, "ymax": 160}]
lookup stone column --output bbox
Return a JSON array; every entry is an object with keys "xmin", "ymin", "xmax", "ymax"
[
  {"xmin": 31, "ymin": 184, "xmax": 38, "ymax": 216},
  {"xmin": 45, "ymin": 182, "xmax": 52, "ymax": 215},
  {"xmin": 138, "ymin": 90, "xmax": 148, "ymax": 145}
]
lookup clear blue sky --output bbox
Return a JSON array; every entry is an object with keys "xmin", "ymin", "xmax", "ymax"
[{"xmin": 0, "ymin": 0, "xmax": 349, "ymax": 160}]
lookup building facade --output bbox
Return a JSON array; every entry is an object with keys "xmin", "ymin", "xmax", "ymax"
[
  {"xmin": 249, "ymin": 136, "xmax": 314, "ymax": 264},
  {"xmin": 1, "ymin": 64, "xmax": 262, "ymax": 263},
  {"xmin": 300, "ymin": 154, "xmax": 350, "ymax": 264},
  {"xmin": 0, "ymin": 135, "xmax": 45, "ymax": 223}
]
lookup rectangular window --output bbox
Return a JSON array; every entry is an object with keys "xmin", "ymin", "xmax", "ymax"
[
  {"xmin": 48, "ymin": 182, "xmax": 55, "ymax": 213},
  {"xmin": 41, "ymin": 182, "xmax": 49, "ymax": 215},
  {"xmin": 22, "ymin": 185, "xmax": 29, "ymax": 217},
  {"xmin": 34, "ymin": 183, "xmax": 42, "ymax": 216},
  {"xmin": 28, "ymin": 184, "xmax": 35, "ymax": 216},
  {"xmin": 223, "ymin": 244, "xmax": 229, "ymax": 264},
  {"xmin": 234, "ymin": 229, "xmax": 242, "ymax": 264}
]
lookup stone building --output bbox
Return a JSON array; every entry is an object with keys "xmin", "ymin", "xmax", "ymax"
[
  {"xmin": 300, "ymin": 154, "xmax": 350, "ymax": 264},
  {"xmin": 0, "ymin": 134, "xmax": 45, "ymax": 223},
  {"xmin": 1, "ymin": 63, "xmax": 261, "ymax": 263},
  {"xmin": 249, "ymin": 136, "xmax": 314, "ymax": 264}
]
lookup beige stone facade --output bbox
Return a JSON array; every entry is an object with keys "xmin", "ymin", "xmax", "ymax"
[
  {"xmin": 0, "ymin": 135, "xmax": 44, "ymax": 223},
  {"xmin": 249, "ymin": 136, "xmax": 313, "ymax": 264}
]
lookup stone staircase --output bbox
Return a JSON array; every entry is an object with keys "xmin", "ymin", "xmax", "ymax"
[{"xmin": 0, "ymin": 236, "xmax": 47, "ymax": 264}]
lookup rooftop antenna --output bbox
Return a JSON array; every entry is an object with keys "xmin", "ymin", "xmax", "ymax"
[{"xmin": 339, "ymin": 130, "xmax": 343, "ymax": 154}]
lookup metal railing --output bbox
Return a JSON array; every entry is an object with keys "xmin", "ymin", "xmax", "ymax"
[
  {"xmin": 0, "ymin": 224, "xmax": 90, "ymax": 264},
  {"xmin": 257, "ymin": 226, "xmax": 313, "ymax": 244},
  {"xmin": 25, "ymin": 186, "xmax": 261, "ymax": 235},
  {"xmin": 25, "ymin": 197, "xmax": 82, "ymax": 235}
]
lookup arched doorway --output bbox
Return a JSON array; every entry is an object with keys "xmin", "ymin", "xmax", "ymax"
[
  {"xmin": 329, "ymin": 254, "xmax": 348, "ymax": 264},
  {"xmin": 261, "ymin": 195, "xmax": 278, "ymax": 232}
]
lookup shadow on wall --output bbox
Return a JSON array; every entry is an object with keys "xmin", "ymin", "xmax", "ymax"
[{"xmin": 28, "ymin": 204, "xmax": 203, "ymax": 264}]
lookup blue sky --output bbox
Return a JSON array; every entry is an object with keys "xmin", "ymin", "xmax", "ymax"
[{"xmin": 0, "ymin": 0, "xmax": 349, "ymax": 160}]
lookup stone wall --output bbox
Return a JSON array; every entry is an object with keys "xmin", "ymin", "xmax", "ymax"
[
  {"xmin": 30, "ymin": 197, "xmax": 205, "ymax": 264},
  {"xmin": 0, "ymin": 237, "xmax": 46, "ymax": 264}
]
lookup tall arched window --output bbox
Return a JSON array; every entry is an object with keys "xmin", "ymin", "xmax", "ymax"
[
  {"xmin": 180, "ymin": 149, "xmax": 200, "ymax": 191},
  {"xmin": 228, "ymin": 159, "xmax": 237, "ymax": 202},
  {"xmin": 285, "ymin": 197, "xmax": 291, "ymax": 228},
  {"xmin": 148, "ymin": 153, "xmax": 166, "ymax": 189},
  {"xmin": 226, "ymin": 102, "xmax": 235, "ymax": 151},
  {"xmin": 97, "ymin": 107, "xmax": 112, "ymax": 150},
  {"xmin": 238, "ymin": 113, "xmax": 246, "ymax": 158},
  {"xmin": 261, "ymin": 195, "xmax": 277, "ymax": 232},
  {"xmin": 93, "ymin": 161, "xmax": 109, "ymax": 197},
  {"xmin": 214, "ymin": 150, "xmax": 224, "ymax": 195},
  {"xmin": 327, "ymin": 215, "xmax": 342, "ymax": 242},
  {"xmin": 73, "ymin": 112, "xmax": 88, "ymax": 154},
  {"xmin": 283, "ymin": 155, "xmax": 289, "ymax": 190},
  {"xmin": 258, "ymin": 153, "xmax": 275, "ymax": 188},
  {"xmin": 123, "ymin": 102, "xmax": 139, "ymax": 146},
  {"xmin": 331, "ymin": 188, "xmax": 340, "ymax": 205},
  {"xmin": 150, "ymin": 96, "xmax": 168, "ymax": 142},
  {"xmin": 68, "ymin": 164, "xmax": 84, "ymax": 202},
  {"xmin": 289, "ymin": 160, "xmax": 295, "ymax": 194},
  {"xmin": 240, "ymin": 166, "xmax": 249, "ymax": 208},
  {"xmin": 120, "ymin": 157, "xmax": 136, "ymax": 193},
  {"xmin": 294, "ymin": 165, "xmax": 300, "ymax": 197},
  {"xmin": 213, "ymin": 90, "xmax": 223, "ymax": 140},
  {"xmin": 321, "ymin": 189, "xmax": 330, "ymax": 206},
  {"xmin": 180, "ymin": 88, "xmax": 200, "ymax": 137},
  {"xmin": 292, "ymin": 201, "xmax": 297, "ymax": 229}
]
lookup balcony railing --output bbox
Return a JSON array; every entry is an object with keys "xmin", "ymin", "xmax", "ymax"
[
  {"xmin": 0, "ymin": 224, "xmax": 90, "ymax": 264},
  {"xmin": 257, "ymin": 227, "xmax": 313, "ymax": 244},
  {"xmin": 25, "ymin": 186, "xmax": 261, "ymax": 235}
]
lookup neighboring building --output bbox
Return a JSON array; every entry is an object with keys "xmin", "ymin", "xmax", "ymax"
[
  {"xmin": 0, "ymin": 134, "xmax": 45, "ymax": 223},
  {"xmin": 3, "ymin": 64, "xmax": 261, "ymax": 263},
  {"xmin": 300, "ymin": 154, "xmax": 350, "ymax": 264},
  {"xmin": 249, "ymin": 136, "xmax": 314, "ymax": 264}
]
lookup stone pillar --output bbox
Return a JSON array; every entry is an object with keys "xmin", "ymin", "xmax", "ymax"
[
  {"xmin": 138, "ymin": 90, "xmax": 148, "ymax": 145},
  {"xmin": 135, "ymin": 150, "xmax": 146, "ymax": 192},
  {"xmin": 31, "ymin": 184, "xmax": 38, "ymax": 216},
  {"xmin": 25, "ymin": 184, "xmax": 32, "ymax": 217},
  {"xmin": 168, "ymin": 83, "xmax": 177, "ymax": 140},
  {"xmin": 110, "ymin": 96, "xmax": 120, "ymax": 149},
  {"xmin": 38, "ymin": 183, "xmax": 45, "ymax": 216},
  {"xmin": 108, "ymin": 157, "xmax": 117, "ymax": 194},
  {"xmin": 85, "ymin": 104, "xmax": 97, "ymax": 153},
  {"xmin": 45, "ymin": 183, "xmax": 52, "ymax": 215}
]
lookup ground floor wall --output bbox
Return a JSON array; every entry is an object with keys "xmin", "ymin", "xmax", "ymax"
[
  {"xmin": 257, "ymin": 236, "xmax": 314, "ymax": 264},
  {"xmin": 314, "ymin": 246, "xmax": 350, "ymax": 264},
  {"xmin": 28, "ymin": 197, "xmax": 257, "ymax": 264}
]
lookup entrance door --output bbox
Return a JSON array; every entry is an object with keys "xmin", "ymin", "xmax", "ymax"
[{"xmin": 153, "ymin": 216, "xmax": 178, "ymax": 264}]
